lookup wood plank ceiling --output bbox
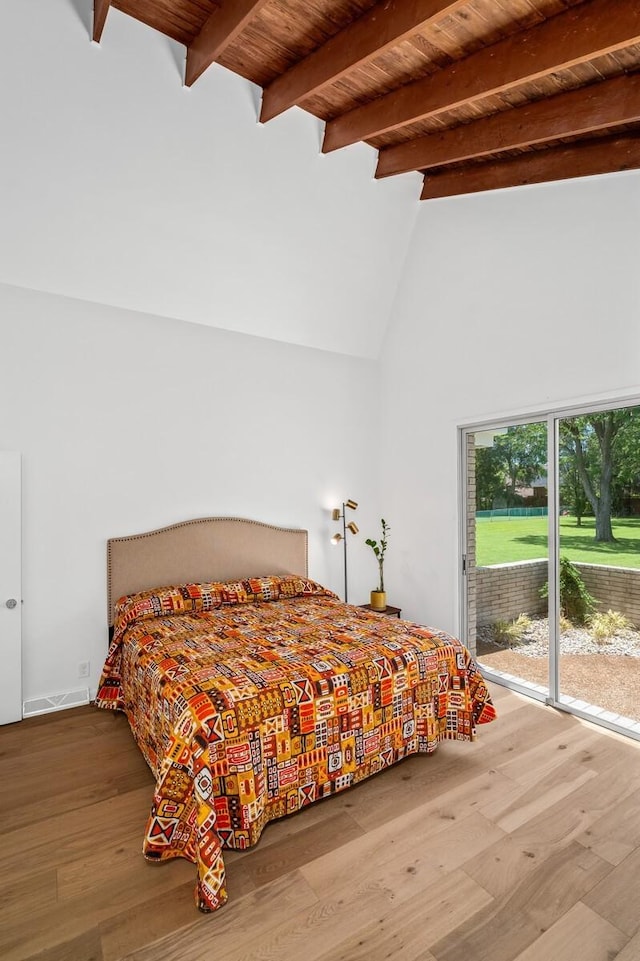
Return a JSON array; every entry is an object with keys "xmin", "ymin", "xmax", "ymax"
[{"xmin": 94, "ymin": 0, "xmax": 640, "ymax": 200}]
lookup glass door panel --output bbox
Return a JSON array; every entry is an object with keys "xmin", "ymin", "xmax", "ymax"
[
  {"xmin": 468, "ymin": 422, "xmax": 550, "ymax": 698},
  {"xmin": 557, "ymin": 406, "xmax": 640, "ymax": 727}
]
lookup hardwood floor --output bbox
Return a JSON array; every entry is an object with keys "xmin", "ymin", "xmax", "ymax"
[{"xmin": 2, "ymin": 683, "xmax": 640, "ymax": 961}]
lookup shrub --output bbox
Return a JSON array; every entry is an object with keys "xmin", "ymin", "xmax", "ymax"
[
  {"xmin": 540, "ymin": 556, "xmax": 597, "ymax": 625},
  {"xmin": 590, "ymin": 609, "xmax": 630, "ymax": 644},
  {"xmin": 559, "ymin": 613, "xmax": 573, "ymax": 633},
  {"xmin": 492, "ymin": 613, "xmax": 532, "ymax": 647}
]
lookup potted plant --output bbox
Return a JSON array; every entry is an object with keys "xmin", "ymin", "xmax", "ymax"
[{"xmin": 365, "ymin": 518, "xmax": 389, "ymax": 610}]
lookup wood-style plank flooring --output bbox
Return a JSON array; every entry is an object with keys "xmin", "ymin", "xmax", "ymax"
[{"xmin": 2, "ymin": 684, "xmax": 640, "ymax": 961}]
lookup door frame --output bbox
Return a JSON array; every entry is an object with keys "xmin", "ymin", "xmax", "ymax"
[
  {"xmin": 0, "ymin": 450, "xmax": 22, "ymax": 725},
  {"xmin": 459, "ymin": 393, "xmax": 640, "ymax": 742}
]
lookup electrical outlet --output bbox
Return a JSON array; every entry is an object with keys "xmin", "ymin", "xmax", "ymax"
[{"xmin": 78, "ymin": 661, "xmax": 90, "ymax": 678}]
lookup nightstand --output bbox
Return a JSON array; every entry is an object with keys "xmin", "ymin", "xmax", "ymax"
[{"xmin": 359, "ymin": 604, "xmax": 402, "ymax": 618}]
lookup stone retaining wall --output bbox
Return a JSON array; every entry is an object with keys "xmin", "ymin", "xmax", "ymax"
[{"xmin": 477, "ymin": 560, "xmax": 640, "ymax": 627}]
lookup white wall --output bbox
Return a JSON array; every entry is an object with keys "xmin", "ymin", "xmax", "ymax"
[
  {"xmin": 0, "ymin": 283, "xmax": 382, "ymax": 704},
  {"xmin": 0, "ymin": 0, "xmax": 419, "ymax": 359},
  {"xmin": 381, "ymin": 172, "xmax": 640, "ymax": 633},
  {"xmin": 0, "ymin": 0, "xmax": 418, "ymax": 711},
  {"xmin": 4, "ymin": 2, "xmax": 639, "ymax": 709}
]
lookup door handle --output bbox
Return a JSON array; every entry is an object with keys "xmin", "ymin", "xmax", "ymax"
[{"xmin": 5, "ymin": 599, "xmax": 17, "ymax": 609}]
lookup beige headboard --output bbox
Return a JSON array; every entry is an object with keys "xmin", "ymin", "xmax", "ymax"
[{"xmin": 107, "ymin": 517, "xmax": 308, "ymax": 626}]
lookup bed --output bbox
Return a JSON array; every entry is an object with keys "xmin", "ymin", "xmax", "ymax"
[{"xmin": 96, "ymin": 516, "xmax": 496, "ymax": 912}]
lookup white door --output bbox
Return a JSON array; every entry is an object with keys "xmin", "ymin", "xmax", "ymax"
[{"xmin": 0, "ymin": 451, "xmax": 22, "ymax": 724}]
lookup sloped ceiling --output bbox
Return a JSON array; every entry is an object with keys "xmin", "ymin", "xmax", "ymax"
[
  {"xmin": 94, "ymin": 0, "xmax": 640, "ymax": 200},
  {"xmin": 4, "ymin": 0, "xmax": 639, "ymax": 359},
  {"xmin": 0, "ymin": 1, "xmax": 419, "ymax": 359}
]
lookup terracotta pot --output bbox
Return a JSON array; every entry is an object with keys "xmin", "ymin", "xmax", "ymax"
[{"xmin": 370, "ymin": 590, "xmax": 387, "ymax": 611}]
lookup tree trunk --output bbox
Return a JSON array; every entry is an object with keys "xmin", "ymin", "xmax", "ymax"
[
  {"xmin": 571, "ymin": 432, "xmax": 599, "ymax": 515},
  {"xmin": 569, "ymin": 416, "xmax": 619, "ymax": 543},
  {"xmin": 573, "ymin": 477, "xmax": 583, "ymax": 526},
  {"xmin": 565, "ymin": 411, "xmax": 635, "ymax": 542},
  {"xmin": 595, "ymin": 505, "xmax": 614, "ymax": 540},
  {"xmin": 594, "ymin": 418, "xmax": 615, "ymax": 542}
]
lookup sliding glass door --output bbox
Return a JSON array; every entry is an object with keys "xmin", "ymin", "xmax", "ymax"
[
  {"xmin": 462, "ymin": 400, "xmax": 640, "ymax": 740},
  {"xmin": 464, "ymin": 420, "xmax": 550, "ymax": 701}
]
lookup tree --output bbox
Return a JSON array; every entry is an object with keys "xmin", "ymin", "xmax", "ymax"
[
  {"xmin": 474, "ymin": 424, "xmax": 547, "ymax": 510},
  {"xmin": 608, "ymin": 412, "xmax": 640, "ymax": 515},
  {"xmin": 560, "ymin": 458, "xmax": 589, "ymax": 526},
  {"xmin": 561, "ymin": 408, "xmax": 640, "ymax": 542},
  {"xmin": 475, "ymin": 444, "xmax": 506, "ymax": 511},
  {"xmin": 559, "ymin": 434, "xmax": 594, "ymax": 526},
  {"xmin": 493, "ymin": 424, "xmax": 547, "ymax": 506}
]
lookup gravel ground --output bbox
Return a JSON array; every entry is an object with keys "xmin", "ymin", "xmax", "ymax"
[
  {"xmin": 477, "ymin": 617, "xmax": 640, "ymax": 658},
  {"xmin": 477, "ymin": 618, "xmax": 640, "ymax": 723}
]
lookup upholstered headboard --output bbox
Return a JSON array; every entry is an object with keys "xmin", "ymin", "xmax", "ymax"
[{"xmin": 107, "ymin": 516, "xmax": 308, "ymax": 626}]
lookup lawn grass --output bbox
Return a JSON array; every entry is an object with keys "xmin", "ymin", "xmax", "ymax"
[{"xmin": 476, "ymin": 515, "xmax": 640, "ymax": 568}]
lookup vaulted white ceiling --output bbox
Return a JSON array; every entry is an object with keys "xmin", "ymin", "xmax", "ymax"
[{"xmin": 0, "ymin": 0, "xmax": 420, "ymax": 359}]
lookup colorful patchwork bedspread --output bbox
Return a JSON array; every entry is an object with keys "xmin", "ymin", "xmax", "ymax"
[{"xmin": 96, "ymin": 575, "xmax": 496, "ymax": 911}]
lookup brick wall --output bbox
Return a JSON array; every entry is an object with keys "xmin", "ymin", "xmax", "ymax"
[
  {"xmin": 477, "ymin": 559, "xmax": 640, "ymax": 627},
  {"xmin": 576, "ymin": 563, "xmax": 640, "ymax": 627},
  {"xmin": 477, "ymin": 560, "xmax": 548, "ymax": 625}
]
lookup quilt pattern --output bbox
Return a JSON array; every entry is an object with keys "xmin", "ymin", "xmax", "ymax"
[{"xmin": 96, "ymin": 576, "xmax": 496, "ymax": 911}]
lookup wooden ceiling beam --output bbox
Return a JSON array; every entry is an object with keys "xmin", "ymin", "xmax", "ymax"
[
  {"xmin": 93, "ymin": 0, "xmax": 111, "ymax": 43},
  {"xmin": 185, "ymin": 0, "xmax": 270, "ymax": 88},
  {"xmin": 376, "ymin": 73, "xmax": 640, "ymax": 178},
  {"xmin": 420, "ymin": 134, "xmax": 640, "ymax": 200},
  {"xmin": 259, "ymin": 0, "xmax": 467, "ymax": 124},
  {"xmin": 324, "ymin": 0, "xmax": 640, "ymax": 153}
]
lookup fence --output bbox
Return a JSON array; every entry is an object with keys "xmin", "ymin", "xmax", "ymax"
[{"xmin": 476, "ymin": 508, "xmax": 548, "ymax": 519}]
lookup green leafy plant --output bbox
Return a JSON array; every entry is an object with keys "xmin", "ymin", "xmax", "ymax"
[
  {"xmin": 492, "ymin": 614, "xmax": 532, "ymax": 647},
  {"xmin": 540, "ymin": 555, "xmax": 597, "ymax": 625},
  {"xmin": 590, "ymin": 609, "xmax": 630, "ymax": 644},
  {"xmin": 365, "ymin": 518, "xmax": 390, "ymax": 592}
]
